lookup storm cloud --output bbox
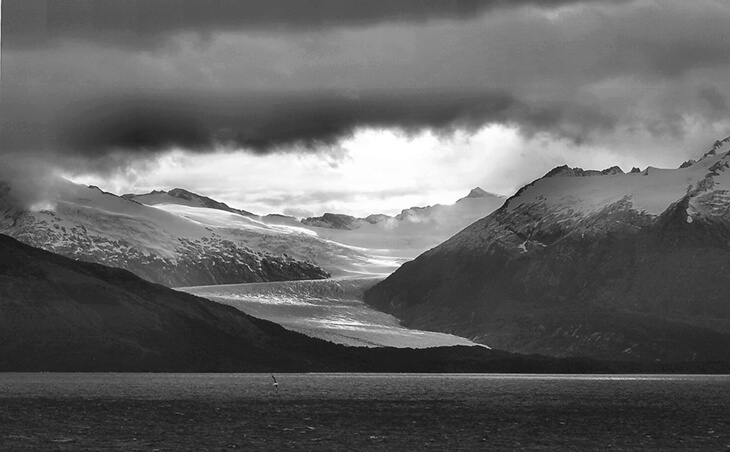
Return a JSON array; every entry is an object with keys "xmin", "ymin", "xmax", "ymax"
[
  {"xmin": 3, "ymin": 0, "xmax": 627, "ymax": 50},
  {"xmin": 2, "ymin": 0, "xmax": 730, "ymax": 173},
  {"xmin": 2, "ymin": 88, "xmax": 619, "ymax": 158}
]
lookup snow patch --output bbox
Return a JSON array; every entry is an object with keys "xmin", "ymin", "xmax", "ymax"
[{"xmin": 518, "ymin": 241, "xmax": 528, "ymax": 253}]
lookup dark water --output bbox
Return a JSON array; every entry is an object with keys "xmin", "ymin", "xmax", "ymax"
[{"xmin": 1, "ymin": 373, "xmax": 728, "ymax": 451}]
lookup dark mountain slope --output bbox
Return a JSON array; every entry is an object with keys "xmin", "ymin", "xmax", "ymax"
[
  {"xmin": 5, "ymin": 232, "xmax": 680, "ymax": 373},
  {"xmin": 0, "ymin": 233, "xmax": 339, "ymax": 371},
  {"xmin": 365, "ymin": 149, "xmax": 730, "ymax": 362}
]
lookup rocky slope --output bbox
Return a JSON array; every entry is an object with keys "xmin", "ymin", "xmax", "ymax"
[{"xmin": 365, "ymin": 139, "xmax": 730, "ymax": 362}]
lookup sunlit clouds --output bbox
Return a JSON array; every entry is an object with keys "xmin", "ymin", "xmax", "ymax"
[
  {"xmin": 3, "ymin": 0, "xmax": 730, "ymax": 216},
  {"xmin": 61, "ymin": 123, "xmax": 717, "ymax": 217}
]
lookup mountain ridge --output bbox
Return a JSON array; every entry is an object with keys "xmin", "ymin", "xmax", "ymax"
[
  {"xmin": 124, "ymin": 188, "xmax": 256, "ymax": 217},
  {"xmin": 364, "ymin": 139, "xmax": 730, "ymax": 362},
  {"xmin": 301, "ymin": 186, "xmax": 504, "ymax": 231}
]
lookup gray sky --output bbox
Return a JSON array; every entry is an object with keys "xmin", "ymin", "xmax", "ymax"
[{"xmin": 2, "ymin": 0, "xmax": 729, "ymax": 216}]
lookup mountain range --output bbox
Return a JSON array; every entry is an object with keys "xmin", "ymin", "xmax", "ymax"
[
  {"xmin": 1, "ymin": 178, "xmax": 504, "ymax": 284},
  {"xmin": 4, "ymin": 137, "xmax": 730, "ymax": 367},
  {"xmin": 365, "ymin": 139, "xmax": 730, "ymax": 362},
  {"xmin": 300, "ymin": 188, "xmax": 506, "ymax": 265},
  {"xmin": 302, "ymin": 187, "xmax": 501, "ymax": 230}
]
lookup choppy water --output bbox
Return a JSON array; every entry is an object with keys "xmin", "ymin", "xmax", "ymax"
[
  {"xmin": 1, "ymin": 372, "xmax": 727, "ymax": 401},
  {"xmin": 1, "ymin": 373, "xmax": 728, "ymax": 451}
]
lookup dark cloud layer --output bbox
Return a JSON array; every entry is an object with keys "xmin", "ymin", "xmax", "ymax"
[
  {"xmin": 2, "ymin": 0, "xmax": 729, "ymax": 173},
  {"xmin": 2, "ymin": 87, "xmax": 617, "ymax": 160},
  {"xmin": 4, "ymin": 0, "xmax": 622, "ymax": 50}
]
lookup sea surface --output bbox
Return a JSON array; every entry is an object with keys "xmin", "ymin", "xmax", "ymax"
[{"xmin": 1, "ymin": 373, "xmax": 728, "ymax": 451}]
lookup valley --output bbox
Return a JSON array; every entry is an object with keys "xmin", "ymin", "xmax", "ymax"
[
  {"xmin": 3, "ymin": 139, "xmax": 730, "ymax": 366},
  {"xmin": 4, "ymin": 3, "xmax": 730, "ymax": 449}
]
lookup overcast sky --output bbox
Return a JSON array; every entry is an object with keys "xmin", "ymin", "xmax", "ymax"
[{"xmin": 2, "ymin": 0, "xmax": 729, "ymax": 216}]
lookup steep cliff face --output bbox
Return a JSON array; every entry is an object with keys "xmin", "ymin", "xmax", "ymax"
[{"xmin": 365, "ymin": 144, "xmax": 730, "ymax": 362}]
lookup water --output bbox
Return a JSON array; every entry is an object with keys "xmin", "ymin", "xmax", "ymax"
[{"xmin": 1, "ymin": 373, "xmax": 728, "ymax": 450}]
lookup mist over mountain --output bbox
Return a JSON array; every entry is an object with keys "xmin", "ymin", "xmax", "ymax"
[
  {"xmin": 304, "ymin": 188, "xmax": 507, "ymax": 267},
  {"xmin": 301, "ymin": 187, "xmax": 503, "ymax": 231},
  {"xmin": 365, "ymin": 139, "xmax": 730, "ymax": 362}
]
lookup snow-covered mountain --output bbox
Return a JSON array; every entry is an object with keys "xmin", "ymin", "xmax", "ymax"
[
  {"xmin": 124, "ymin": 185, "xmax": 507, "ymax": 277},
  {"xmin": 365, "ymin": 138, "xmax": 730, "ymax": 362},
  {"xmin": 120, "ymin": 187, "xmax": 406, "ymax": 277},
  {"xmin": 0, "ymin": 177, "xmax": 369, "ymax": 286},
  {"xmin": 124, "ymin": 188, "xmax": 255, "ymax": 217},
  {"xmin": 0, "ymin": 172, "xmax": 508, "ymax": 288}
]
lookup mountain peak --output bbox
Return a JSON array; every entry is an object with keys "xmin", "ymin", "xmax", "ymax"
[
  {"xmin": 167, "ymin": 188, "xmax": 196, "ymax": 200},
  {"xmin": 126, "ymin": 187, "xmax": 256, "ymax": 217},
  {"xmin": 544, "ymin": 165, "xmax": 625, "ymax": 178},
  {"xmin": 456, "ymin": 187, "xmax": 504, "ymax": 204},
  {"xmin": 680, "ymin": 135, "xmax": 730, "ymax": 168},
  {"xmin": 301, "ymin": 212, "xmax": 365, "ymax": 230},
  {"xmin": 465, "ymin": 187, "xmax": 489, "ymax": 199}
]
